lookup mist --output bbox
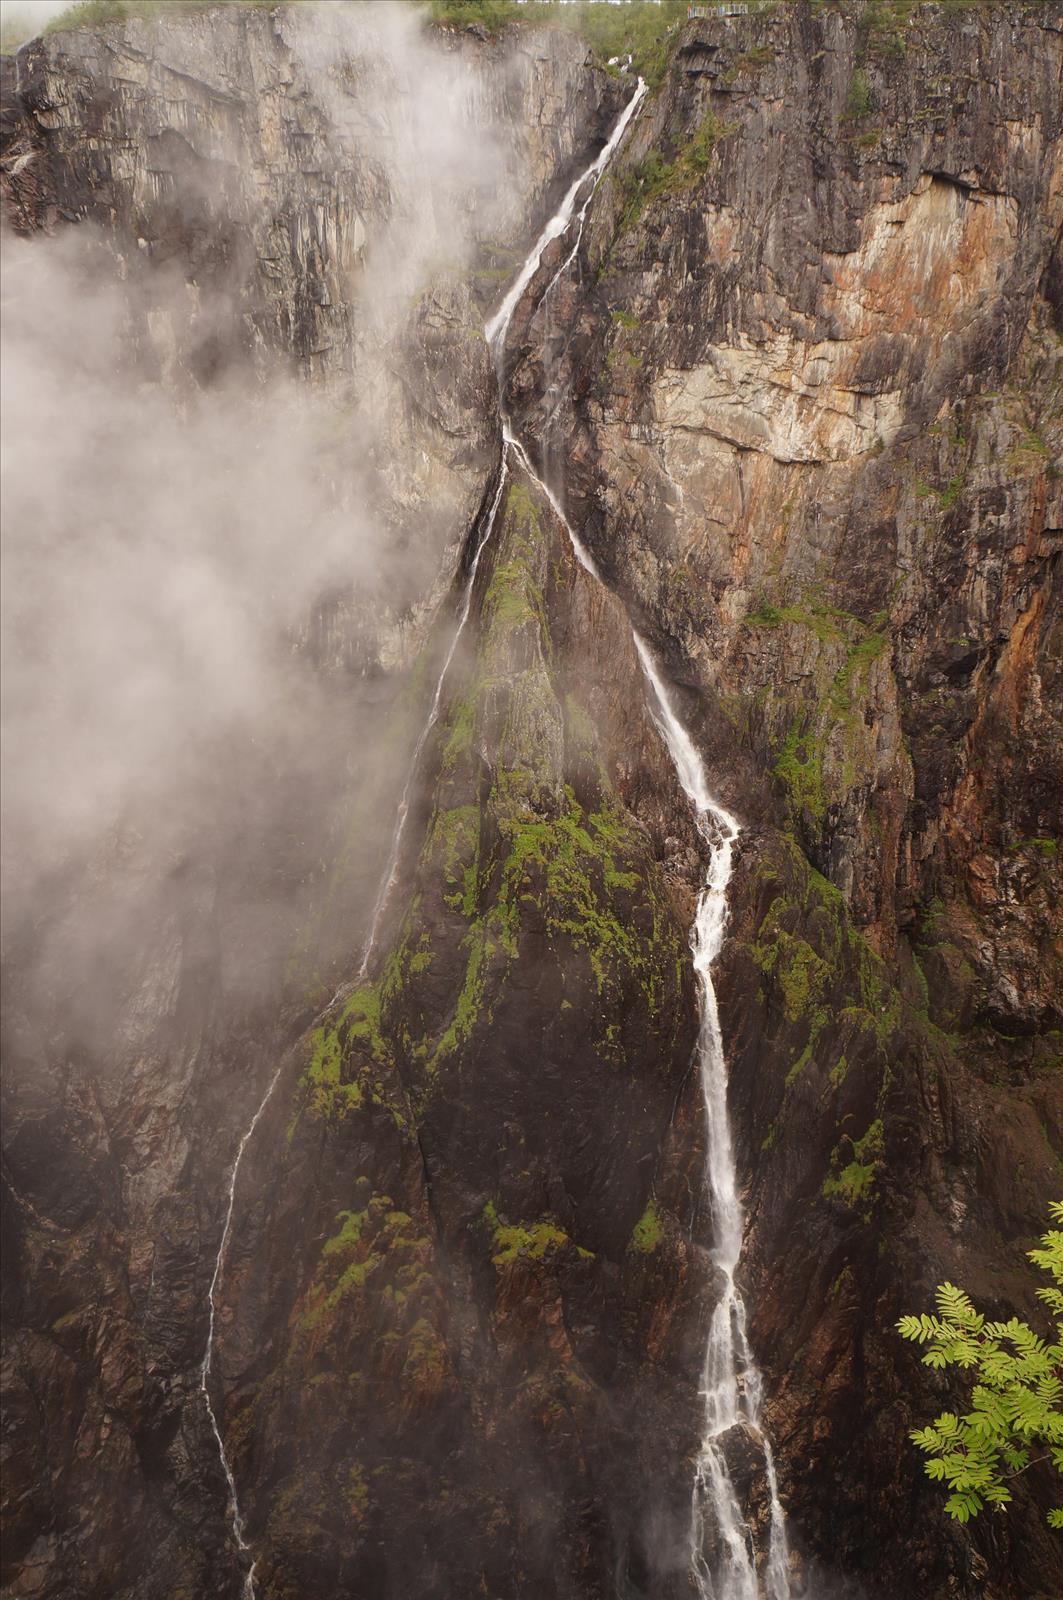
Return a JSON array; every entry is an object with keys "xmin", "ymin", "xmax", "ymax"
[{"xmin": 0, "ymin": 1, "xmax": 512, "ymax": 1043}]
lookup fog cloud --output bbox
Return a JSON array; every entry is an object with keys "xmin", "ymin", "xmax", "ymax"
[{"xmin": 1, "ymin": 2, "xmax": 512, "ymax": 1037}]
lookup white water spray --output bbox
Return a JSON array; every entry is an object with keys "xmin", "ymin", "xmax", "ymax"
[
  {"xmin": 484, "ymin": 80, "xmax": 647, "ymax": 351},
  {"xmin": 508, "ymin": 476, "xmax": 793, "ymax": 1600},
  {"xmin": 634, "ymin": 643, "xmax": 791, "ymax": 1600},
  {"xmin": 198, "ymin": 84, "xmax": 649, "ymax": 1596},
  {"xmin": 491, "ymin": 76, "xmax": 793, "ymax": 1599}
]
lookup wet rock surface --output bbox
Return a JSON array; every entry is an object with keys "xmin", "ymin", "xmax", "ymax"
[
  {"xmin": 214, "ymin": 468, "xmax": 710, "ymax": 1598},
  {"xmin": 505, "ymin": 4, "xmax": 1062, "ymax": 1595},
  {"xmin": 1, "ymin": 4, "xmax": 1061, "ymax": 1599},
  {"xmin": 0, "ymin": 11, "xmax": 632, "ymax": 1598}
]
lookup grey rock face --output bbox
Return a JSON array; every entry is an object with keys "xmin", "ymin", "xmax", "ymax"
[
  {"xmin": 0, "ymin": 11, "xmax": 627, "ymax": 1599},
  {"xmin": 503, "ymin": 5, "xmax": 1062, "ymax": 1595}
]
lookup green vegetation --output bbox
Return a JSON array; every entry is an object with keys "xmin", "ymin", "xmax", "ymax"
[
  {"xmin": 822, "ymin": 1118, "xmax": 884, "ymax": 1206},
  {"xmin": 295, "ymin": 1191, "xmax": 433, "ymax": 1346},
  {"xmin": 898, "ymin": 1205, "xmax": 1063, "ymax": 1527},
  {"xmin": 845, "ymin": 67, "xmax": 873, "ymax": 120},
  {"xmin": 487, "ymin": 1210, "xmax": 569, "ymax": 1265},
  {"xmin": 432, "ymin": 0, "xmax": 688, "ymax": 85},
  {"xmin": 28, "ymin": 0, "xmax": 692, "ymax": 85},
  {"xmin": 536, "ymin": 0, "xmax": 688, "ymax": 89},
  {"xmin": 298, "ymin": 979, "xmax": 412, "ymax": 1135},
  {"xmin": 26, "ymin": 0, "xmax": 293, "ymax": 43},
  {"xmin": 618, "ymin": 109, "xmax": 738, "ymax": 232},
  {"xmin": 722, "ymin": 42, "xmax": 774, "ymax": 83},
  {"xmin": 430, "ymin": 0, "xmax": 519, "ymax": 34},
  {"xmin": 741, "ymin": 588, "xmax": 890, "ymax": 828},
  {"xmin": 297, "ymin": 475, "xmax": 686, "ymax": 1123},
  {"xmin": 916, "ymin": 472, "xmax": 965, "ymax": 512},
  {"xmin": 747, "ymin": 834, "xmax": 907, "ymax": 1127},
  {"xmin": 629, "ymin": 1200, "xmax": 663, "ymax": 1253}
]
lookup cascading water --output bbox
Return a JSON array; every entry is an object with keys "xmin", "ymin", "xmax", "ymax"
[
  {"xmin": 199, "ymin": 1065, "xmax": 283, "ymax": 1600},
  {"xmin": 198, "ymin": 83, "xmax": 647, "ymax": 1598},
  {"xmin": 202, "ymin": 72, "xmax": 790, "ymax": 1599},
  {"xmin": 356, "ymin": 460, "xmax": 508, "ymax": 980},
  {"xmin": 633, "ymin": 645, "xmax": 792, "ymax": 1600},
  {"xmin": 492, "ymin": 81, "xmax": 794, "ymax": 1600},
  {"xmin": 506, "ymin": 455, "xmax": 793, "ymax": 1600}
]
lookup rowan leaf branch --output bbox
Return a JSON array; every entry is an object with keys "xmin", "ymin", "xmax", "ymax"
[{"xmin": 897, "ymin": 1202, "xmax": 1063, "ymax": 1527}]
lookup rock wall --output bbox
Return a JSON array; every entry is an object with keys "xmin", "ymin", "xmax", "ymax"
[
  {"xmin": 0, "ymin": 10, "xmax": 629, "ymax": 1599},
  {"xmin": 505, "ymin": 3, "xmax": 1062, "ymax": 1595},
  {"xmin": 215, "ymin": 466, "xmax": 710, "ymax": 1597},
  {"xmin": 2, "ymin": 3, "xmax": 1061, "ymax": 1599}
]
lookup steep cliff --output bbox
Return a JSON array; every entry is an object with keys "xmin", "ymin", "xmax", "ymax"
[
  {"xmin": 505, "ymin": 3, "xmax": 1062, "ymax": 1594},
  {"xmin": 1, "ymin": 4, "xmax": 1061, "ymax": 1600},
  {"xmin": 1, "ymin": 10, "xmax": 632, "ymax": 1598}
]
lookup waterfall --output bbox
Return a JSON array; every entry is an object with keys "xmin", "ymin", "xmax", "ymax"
[
  {"xmin": 199, "ymin": 1064, "xmax": 283, "ymax": 1600},
  {"xmin": 634, "ymin": 644, "xmax": 792, "ymax": 1600},
  {"xmin": 492, "ymin": 83, "xmax": 794, "ymax": 1600},
  {"xmin": 198, "ymin": 80, "xmax": 648, "ymax": 1598},
  {"xmin": 201, "ymin": 67, "xmax": 792, "ymax": 1598},
  {"xmin": 356, "ymin": 460, "xmax": 508, "ymax": 981}
]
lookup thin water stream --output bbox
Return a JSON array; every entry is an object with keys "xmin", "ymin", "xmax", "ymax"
[
  {"xmin": 201, "ymin": 73, "xmax": 791, "ymax": 1600},
  {"xmin": 495, "ymin": 81, "xmax": 793, "ymax": 1599},
  {"xmin": 198, "ymin": 83, "xmax": 646, "ymax": 1597}
]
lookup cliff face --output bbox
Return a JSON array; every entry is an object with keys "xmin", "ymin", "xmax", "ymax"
[
  {"xmin": 215, "ymin": 467, "xmax": 712, "ymax": 1598},
  {"xmin": 0, "ymin": 11, "xmax": 633, "ymax": 1599},
  {"xmin": 1, "ymin": 5, "xmax": 1061, "ymax": 1600},
  {"xmin": 505, "ymin": 4, "xmax": 1062, "ymax": 1595}
]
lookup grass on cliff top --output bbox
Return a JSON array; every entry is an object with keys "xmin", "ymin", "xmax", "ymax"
[
  {"xmin": 13, "ymin": 0, "xmax": 692, "ymax": 92},
  {"xmin": 15, "ymin": 0, "xmax": 1055, "ymax": 58},
  {"xmin": 433, "ymin": 0, "xmax": 689, "ymax": 85},
  {"xmin": 0, "ymin": 0, "xmax": 293, "ymax": 51}
]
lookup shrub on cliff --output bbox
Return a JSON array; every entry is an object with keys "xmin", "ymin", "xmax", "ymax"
[{"xmin": 898, "ymin": 1204, "xmax": 1063, "ymax": 1527}]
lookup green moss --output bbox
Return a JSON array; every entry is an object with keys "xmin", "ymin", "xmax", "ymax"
[
  {"xmin": 441, "ymin": 698, "xmax": 476, "ymax": 770},
  {"xmin": 617, "ymin": 108, "xmax": 738, "ymax": 233},
  {"xmin": 845, "ymin": 68, "xmax": 873, "ymax": 119},
  {"xmin": 490, "ymin": 1216, "xmax": 569, "ymax": 1266},
  {"xmin": 768, "ymin": 607, "xmax": 890, "ymax": 824},
  {"xmin": 299, "ymin": 982, "xmax": 412, "ymax": 1136},
  {"xmin": 629, "ymin": 1201, "xmax": 663, "ymax": 1254},
  {"xmin": 823, "ymin": 1119, "xmax": 885, "ymax": 1207},
  {"xmin": 294, "ymin": 1193, "xmax": 432, "ymax": 1350},
  {"xmin": 745, "ymin": 600, "xmax": 784, "ymax": 627},
  {"xmin": 481, "ymin": 483, "xmax": 547, "ymax": 641},
  {"xmin": 829, "ymin": 1053, "xmax": 850, "ymax": 1088},
  {"xmin": 774, "ymin": 724, "xmax": 827, "ymax": 822},
  {"xmin": 917, "ymin": 472, "xmax": 966, "ymax": 512},
  {"xmin": 322, "ymin": 1208, "xmax": 369, "ymax": 1258},
  {"xmin": 429, "ymin": 804, "xmax": 481, "ymax": 915}
]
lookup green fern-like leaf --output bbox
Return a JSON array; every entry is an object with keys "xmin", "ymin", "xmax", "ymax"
[{"xmin": 897, "ymin": 1206, "xmax": 1063, "ymax": 1528}]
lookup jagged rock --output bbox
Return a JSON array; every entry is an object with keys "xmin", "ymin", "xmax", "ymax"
[{"xmin": 505, "ymin": 5, "xmax": 1062, "ymax": 1595}]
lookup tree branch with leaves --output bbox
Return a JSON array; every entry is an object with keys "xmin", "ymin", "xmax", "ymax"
[{"xmin": 897, "ymin": 1201, "xmax": 1063, "ymax": 1527}]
